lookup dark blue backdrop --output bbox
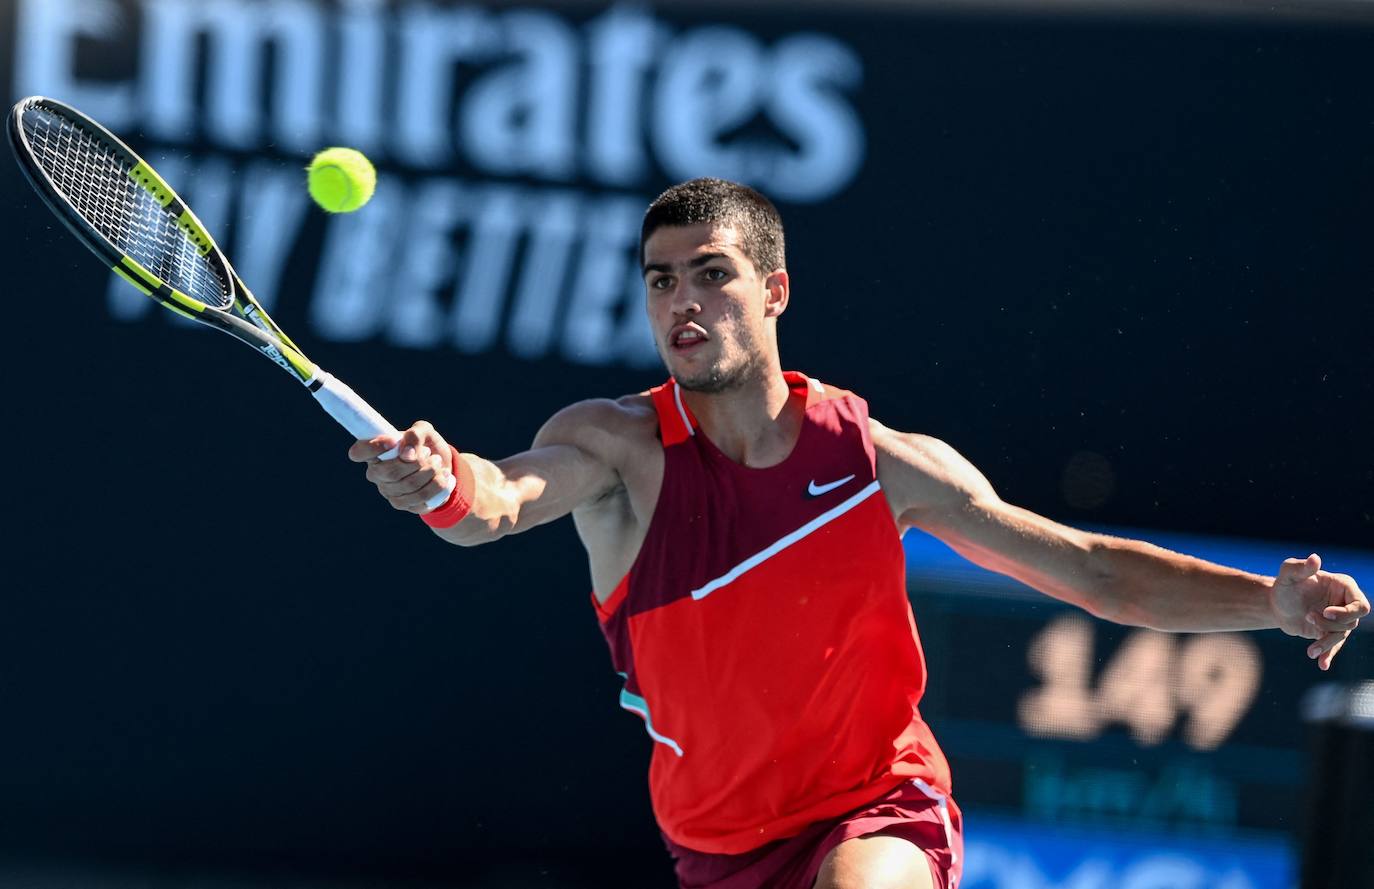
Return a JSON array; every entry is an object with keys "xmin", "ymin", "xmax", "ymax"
[{"xmin": 1, "ymin": 2, "xmax": 1370, "ymax": 885}]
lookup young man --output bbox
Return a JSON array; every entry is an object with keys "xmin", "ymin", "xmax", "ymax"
[{"xmin": 349, "ymin": 178, "xmax": 1367, "ymax": 889}]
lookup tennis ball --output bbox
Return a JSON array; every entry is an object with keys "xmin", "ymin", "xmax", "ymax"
[{"xmin": 307, "ymin": 147, "xmax": 376, "ymax": 213}]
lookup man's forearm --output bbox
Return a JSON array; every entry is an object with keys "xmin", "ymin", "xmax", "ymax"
[
  {"xmin": 1087, "ymin": 535, "xmax": 1278, "ymax": 633},
  {"xmin": 429, "ymin": 452, "xmax": 519, "ymax": 547},
  {"xmin": 428, "ymin": 442, "xmax": 606, "ymax": 546}
]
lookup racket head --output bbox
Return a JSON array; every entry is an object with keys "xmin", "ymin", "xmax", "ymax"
[
  {"xmin": 9, "ymin": 99, "xmax": 418, "ymax": 467},
  {"xmin": 9, "ymin": 96, "xmax": 316, "ymax": 382},
  {"xmin": 7, "ymin": 96, "xmax": 236, "ymax": 319}
]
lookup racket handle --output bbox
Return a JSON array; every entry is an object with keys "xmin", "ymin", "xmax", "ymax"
[
  {"xmin": 311, "ymin": 371, "xmax": 455, "ymax": 511},
  {"xmin": 311, "ymin": 370, "xmax": 396, "ymax": 439}
]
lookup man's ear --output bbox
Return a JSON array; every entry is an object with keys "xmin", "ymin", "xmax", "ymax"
[{"xmin": 763, "ymin": 270, "xmax": 790, "ymax": 318}]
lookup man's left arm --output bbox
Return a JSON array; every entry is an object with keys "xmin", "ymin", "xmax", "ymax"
[{"xmin": 870, "ymin": 419, "xmax": 1369, "ymax": 670}]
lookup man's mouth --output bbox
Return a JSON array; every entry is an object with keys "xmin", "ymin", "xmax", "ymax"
[{"xmin": 670, "ymin": 327, "xmax": 708, "ymax": 353}]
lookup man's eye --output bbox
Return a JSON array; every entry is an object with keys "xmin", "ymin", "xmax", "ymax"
[
  {"xmin": 703, "ymin": 268, "xmax": 726, "ymax": 282},
  {"xmin": 650, "ymin": 276, "xmax": 672, "ymax": 290}
]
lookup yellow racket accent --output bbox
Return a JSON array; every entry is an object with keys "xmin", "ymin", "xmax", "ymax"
[
  {"xmin": 113, "ymin": 265, "xmax": 193, "ymax": 319},
  {"xmin": 237, "ymin": 299, "xmax": 305, "ymax": 355},
  {"xmin": 276, "ymin": 343, "xmax": 316, "ymax": 380},
  {"xmin": 118, "ymin": 256, "xmax": 163, "ymax": 292},
  {"xmin": 176, "ymin": 209, "xmax": 213, "ymax": 257},
  {"xmin": 112, "ymin": 266, "xmax": 152, "ymax": 296},
  {"xmin": 164, "ymin": 287, "xmax": 206, "ymax": 315},
  {"xmin": 128, "ymin": 161, "xmax": 176, "ymax": 208},
  {"xmin": 119, "ymin": 255, "xmax": 205, "ymax": 315}
]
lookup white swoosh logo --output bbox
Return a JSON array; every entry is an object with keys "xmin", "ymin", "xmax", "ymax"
[{"xmin": 807, "ymin": 474, "xmax": 856, "ymax": 497}]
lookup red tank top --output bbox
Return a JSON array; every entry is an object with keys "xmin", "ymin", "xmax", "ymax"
[{"xmin": 592, "ymin": 372, "xmax": 951, "ymax": 854}]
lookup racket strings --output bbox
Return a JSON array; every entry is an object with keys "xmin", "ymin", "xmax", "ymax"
[{"xmin": 21, "ymin": 103, "xmax": 232, "ymax": 310}]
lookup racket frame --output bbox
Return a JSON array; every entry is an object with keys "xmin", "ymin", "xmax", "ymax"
[
  {"xmin": 7, "ymin": 96, "xmax": 454, "ymax": 506},
  {"xmin": 6, "ymin": 95, "xmax": 318, "ymax": 386}
]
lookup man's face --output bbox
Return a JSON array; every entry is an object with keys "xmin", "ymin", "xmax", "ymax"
[{"xmin": 642, "ymin": 223, "xmax": 784, "ymax": 393}]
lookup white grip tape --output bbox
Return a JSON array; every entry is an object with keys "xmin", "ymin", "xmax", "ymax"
[
  {"xmin": 311, "ymin": 371, "xmax": 455, "ymax": 511},
  {"xmin": 311, "ymin": 371, "xmax": 396, "ymax": 440}
]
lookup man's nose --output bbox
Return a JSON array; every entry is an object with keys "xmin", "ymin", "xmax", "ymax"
[{"xmin": 671, "ymin": 287, "xmax": 701, "ymax": 317}]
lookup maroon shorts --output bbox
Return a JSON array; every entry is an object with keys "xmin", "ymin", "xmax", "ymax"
[{"xmin": 663, "ymin": 779, "xmax": 963, "ymax": 889}]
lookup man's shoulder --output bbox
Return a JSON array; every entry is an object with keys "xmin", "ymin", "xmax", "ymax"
[
  {"xmin": 548, "ymin": 392, "xmax": 657, "ymax": 434},
  {"xmin": 535, "ymin": 393, "xmax": 659, "ymax": 457},
  {"xmin": 867, "ymin": 416, "xmax": 937, "ymax": 453},
  {"xmin": 871, "ymin": 418, "xmax": 965, "ymax": 466}
]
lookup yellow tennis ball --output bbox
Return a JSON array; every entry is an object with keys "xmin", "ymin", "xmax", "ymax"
[{"xmin": 307, "ymin": 147, "xmax": 376, "ymax": 213}]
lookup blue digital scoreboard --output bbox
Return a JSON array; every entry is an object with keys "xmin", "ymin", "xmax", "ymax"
[
  {"xmin": 904, "ymin": 528, "xmax": 1373, "ymax": 885},
  {"xmin": 961, "ymin": 816, "xmax": 1296, "ymax": 889}
]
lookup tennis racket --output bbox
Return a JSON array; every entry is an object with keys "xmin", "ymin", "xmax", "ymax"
[{"xmin": 7, "ymin": 95, "xmax": 452, "ymax": 509}]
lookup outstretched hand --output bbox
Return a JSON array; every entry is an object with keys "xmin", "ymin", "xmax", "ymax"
[
  {"xmin": 1270, "ymin": 554, "xmax": 1368, "ymax": 670},
  {"xmin": 347, "ymin": 420, "xmax": 455, "ymax": 514}
]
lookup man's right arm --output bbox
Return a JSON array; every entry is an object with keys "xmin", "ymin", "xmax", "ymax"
[{"xmin": 347, "ymin": 399, "xmax": 627, "ymax": 546}]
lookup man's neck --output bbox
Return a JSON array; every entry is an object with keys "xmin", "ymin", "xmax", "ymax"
[{"xmin": 680, "ymin": 367, "xmax": 801, "ymax": 468}]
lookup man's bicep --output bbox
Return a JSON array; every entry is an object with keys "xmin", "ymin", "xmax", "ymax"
[
  {"xmin": 872, "ymin": 420, "xmax": 1098, "ymax": 595},
  {"xmin": 870, "ymin": 420, "xmax": 999, "ymax": 527}
]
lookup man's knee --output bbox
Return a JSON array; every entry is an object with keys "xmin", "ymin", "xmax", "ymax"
[{"xmin": 812, "ymin": 834, "xmax": 936, "ymax": 889}]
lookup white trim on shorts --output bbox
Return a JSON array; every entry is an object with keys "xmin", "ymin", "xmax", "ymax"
[{"xmin": 911, "ymin": 778, "xmax": 959, "ymax": 887}]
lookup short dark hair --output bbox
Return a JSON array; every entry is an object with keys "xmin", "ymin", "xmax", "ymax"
[{"xmin": 640, "ymin": 178, "xmax": 785, "ymax": 276}]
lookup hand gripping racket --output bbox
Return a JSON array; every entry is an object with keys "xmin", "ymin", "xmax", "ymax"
[{"xmin": 8, "ymin": 96, "xmax": 453, "ymax": 509}]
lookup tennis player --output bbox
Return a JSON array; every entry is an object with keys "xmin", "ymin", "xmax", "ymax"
[{"xmin": 349, "ymin": 178, "xmax": 1367, "ymax": 889}]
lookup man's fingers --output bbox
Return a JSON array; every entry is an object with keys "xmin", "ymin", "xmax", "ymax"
[
  {"xmin": 382, "ymin": 470, "xmax": 437, "ymax": 502},
  {"xmin": 388, "ymin": 459, "xmax": 451, "ymax": 512},
  {"xmin": 355, "ymin": 421, "xmax": 453, "ymax": 512},
  {"xmin": 1328, "ymin": 582, "xmax": 1371, "ymax": 617},
  {"xmin": 348, "ymin": 434, "xmax": 401, "ymax": 463},
  {"xmin": 1308, "ymin": 611, "xmax": 1361, "ymax": 633},
  {"xmin": 1306, "ymin": 630, "xmax": 1348, "ymax": 660},
  {"xmin": 367, "ymin": 454, "xmax": 422, "ymax": 485},
  {"xmin": 1322, "ymin": 601, "xmax": 1365, "ymax": 621},
  {"xmin": 1280, "ymin": 553, "xmax": 1322, "ymax": 583},
  {"xmin": 398, "ymin": 444, "xmax": 433, "ymax": 464},
  {"xmin": 1312, "ymin": 576, "xmax": 1370, "ymax": 631},
  {"xmin": 379, "ymin": 455, "xmax": 449, "ymax": 501},
  {"xmin": 1317, "ymin": 635, "xmax": 1348, "ymax": 672},
  {"xmin": 367, "ymin": 444, "xmax": 435, "ymax": 477},
  {"xmin": 412, "ymin": 460, "xmax": 454, "ymax": 510}
]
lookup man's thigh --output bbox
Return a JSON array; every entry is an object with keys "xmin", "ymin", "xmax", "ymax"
[{"xmin": 812, "ymin": 834, "xmax": 936, "ymax": 889}]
